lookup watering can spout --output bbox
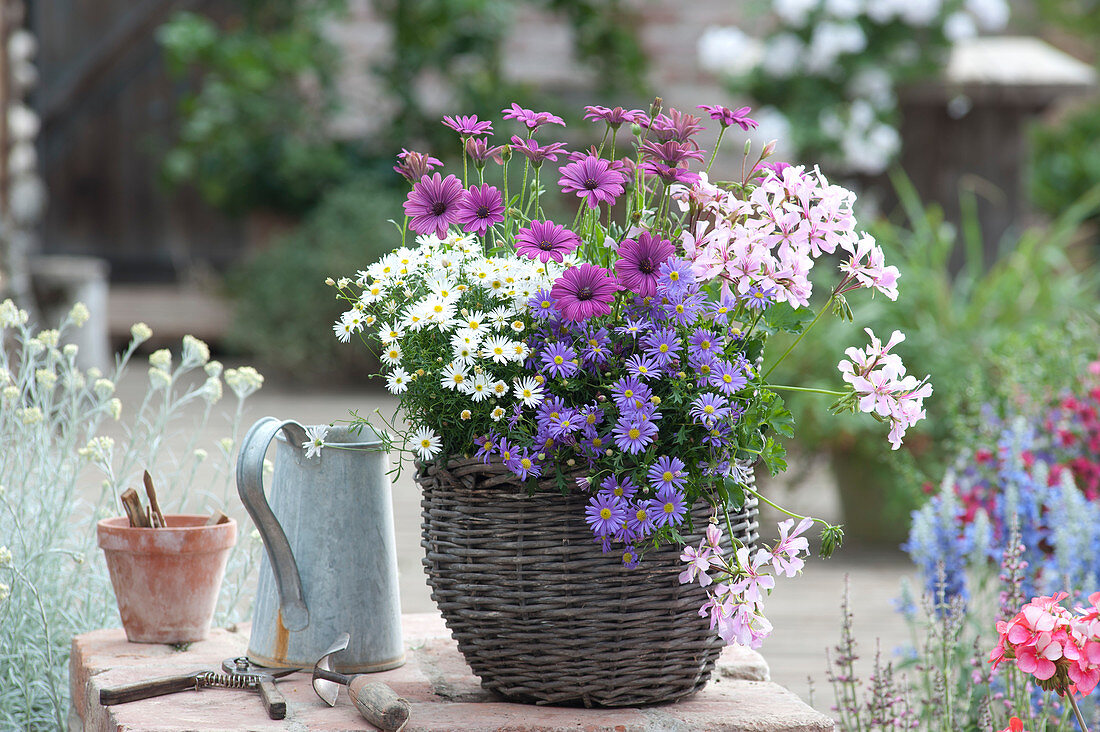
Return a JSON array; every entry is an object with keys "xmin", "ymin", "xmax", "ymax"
[{"xmin": 236, "ymin": 417, "xmax": 312, "ymax": 632}]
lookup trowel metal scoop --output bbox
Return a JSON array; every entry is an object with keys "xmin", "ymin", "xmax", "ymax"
[{"xmin": 311, "ymin": 632, "xmax": 411, "ymax": 731}]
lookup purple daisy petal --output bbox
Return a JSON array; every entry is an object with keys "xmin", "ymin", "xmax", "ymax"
[
  {"xmin": 697, "ymin": 104, "xmax": 758, "ymax": 131},
  {"xmin": 615, "ymin": 232, "xmax": 675, "ymax": 298},
  {"xmin": 403, "ymin": 172, "xmax": 465, "ymax": 239},
  {"xmin": 454, "ymin": 183, "xmax": 505, "ymax": 236},
  {"xmin": 558, "ymin": 155, "xmax": 627, "ymax": 210},
  {"xmin": 394, "ymin": 149, "xmax": 443, "ymax": 182},
  {"xmin": 550, "ymin": 264, "xmax": 621, "ymax": 322},
  {"xmin": 442, "ymin": 114, "xmax": 493, "ymax": 136},
  {"xmin": 583, "ymin": 105, "xmax": 645, "ymax": 128},
  {"xmin": 502, "ymin": 103, "xmax": 566, "ymax": 130},
  {"xmin": 510, "ymin": 136, "xmax": 568, "ymax": 166},
  {"xmin": 514, "ymin": 220, "xmax": 581, "ymax": 263}
]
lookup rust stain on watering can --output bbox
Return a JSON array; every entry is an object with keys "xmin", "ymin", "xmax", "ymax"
[{"xmin": 273, "ymin": 610, "xmax": 289, "ymax": 664}]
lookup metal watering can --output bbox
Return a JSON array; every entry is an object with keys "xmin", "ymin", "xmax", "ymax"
[{"xmin": 236, "ymin": 417, "xmax": 404, "ymax": 672}]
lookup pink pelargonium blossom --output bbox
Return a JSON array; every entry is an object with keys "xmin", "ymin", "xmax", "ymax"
[
  {"xmin": 771, "ymin": 517, "xmax": 812, "ymax": 578},
  {"xmin": 679, "ymin": 544, "xmax": 713, "ymax": 587},
  {"xmin": 729, "ymin": 546, "xmax": 775, "ymax": 606},
  {"xmin": 838, "ymin": 233, "xmax": 900, "ymax": 301}
]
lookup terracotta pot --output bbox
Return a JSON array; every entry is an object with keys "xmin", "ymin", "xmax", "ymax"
[{"xmin": 97, "ymin": 515, "xmax": 237, "ymax": 643}]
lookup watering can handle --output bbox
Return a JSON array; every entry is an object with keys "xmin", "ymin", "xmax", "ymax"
[{"xmin": 236, "ymin": 416, "xmax": 311, "ymax": 632}]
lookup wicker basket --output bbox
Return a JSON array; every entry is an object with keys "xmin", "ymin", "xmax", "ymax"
[{"xmin": 417, "ymin": 456, "xmax": 759, "ymax": 707}]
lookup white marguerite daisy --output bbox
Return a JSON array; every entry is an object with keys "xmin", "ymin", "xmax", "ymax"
[
  {"xmin": 301, "ymin": 425, "xmax": 328, "ymax": 459},
  {"xmin": 509, "ymin": 320, "xmax": 525, "ymax": 334},
  {"xmin": 440, "ymin": 363, "xmax": 469, "ymax": 391},
  {"xmin": 412, "ymin": 425, "xmax": 442, "ymax": 461},
  {"xmin": 481, "ymin": 336, "xmax": 513, "ymax": 365},
  {"xmin": 333, "ymin": 320, "xmax": 354, "ymax": 343},
  {"xmin": 510, "ymin": 341, "xmax": 531, "ymax": 361},
  {"xmin": 490, "ymin": 406, "xmax": 506, "ymax": 421},
  {"xmin": 513, "ymin": 377, "xmax": 545, "ymax": 408},
  {"xmin": 380, "ymin": 343, "xmax": 403, "ymax": 366},
  {"xmin": 460, "ymin": 409, "xmax": 472, "ymax": 420},
  {"xmin": 488, "ymin": 307, "xmax": 510, "ymax": 330},
  {"xmin": 464, "ymin": 373, "xmax": 492, "ymax": 402},
  {"xmin": 378, "ymin": 322, "xmax": 404, "ymax": 344},
  {"xmin": 385, "ymin": 367, "xmax": 410, "ymax": 394},
  {"xmin": 490, "ymin": 380, "xmax": 509, "ymax": 398}
]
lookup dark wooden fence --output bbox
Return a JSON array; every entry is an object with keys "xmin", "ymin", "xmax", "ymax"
[{"xmin": 30, "ymin": 0, "xmax": 242, "ymax": 282}]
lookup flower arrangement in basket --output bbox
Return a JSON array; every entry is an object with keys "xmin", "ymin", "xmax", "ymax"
[{"xmin": 325, "ymin": 98, "xmax": 930, "ymax": 698}]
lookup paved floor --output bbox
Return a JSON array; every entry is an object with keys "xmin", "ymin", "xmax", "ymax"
[{"xmin": 107, "ymin": 360, "xmax": 915, "ymax": 718}]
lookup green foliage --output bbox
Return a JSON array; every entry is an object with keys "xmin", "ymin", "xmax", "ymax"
[
  {"xmin": 225, "ymin": 173, "xmax": 403, "ymax": 379},
  {"xmin": 1030, "ymin": 98, "xmax": 1100, "ymax": 224},
  {"xmin": 771, "ymin": 172, "xmax": 1100, "ymax": 498},
  {"xmin": 157, "ymin": 3, "xmax": 350, "ymax": 215}
]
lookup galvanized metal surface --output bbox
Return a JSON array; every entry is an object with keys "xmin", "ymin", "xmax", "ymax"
[{"xmin": 236, "ymin": 417, "xmax": 404, "ymax": 673}]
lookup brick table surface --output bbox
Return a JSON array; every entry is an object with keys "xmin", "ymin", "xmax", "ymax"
[{"xmin": 71, "ymin": 613, "xmax": 835, "ymax": 732}]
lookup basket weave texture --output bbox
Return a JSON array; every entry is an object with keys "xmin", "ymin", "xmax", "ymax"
[{"xmin": 417, "ymin": 455, "xmax": 760, "ymax": 707}]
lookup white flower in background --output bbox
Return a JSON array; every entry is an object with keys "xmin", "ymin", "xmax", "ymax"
[
  {"xmin": 148, "ymin": 367, "xmax": 172, "ymax": 390},
  {"xmin": 453, "ymin": 328, "xmax": 484, "ymax": 350},
  {"xmin": 35, "ymin": 369, "xmax": 56, "ymax": 390},
  {"xmin": 824, "ymin": 0, "xmax": 862, "ymax": 19},
  {"xmin": 899, "ymin": 0, "xmax": 941, "ymax": 27},
  {"xmin": 94, "ymin": 378, "xmax": 115, "ymax": 399},
  {"xmin": 69, "ymin": 302, "xmax": 90, "ymax": 328},
  {"xmin": 302, "ymin": 425, "xmax": 328, "ymax": 459},
  {"xmin": 773, "ymin": 0, "xmax": 819, "ymax": 26},
  {"xmin": 490, "ymin": 406, "xmax": 506, "ymax": 421},
  {"xmin": 380, "ymin": 343, "xmax": 403, "ymax": 366},
  {"xmin": 37, "ymin": 329, "xmax": 59, "ymax": 348},
  {"xmin": 440, "ymin": 363, "xmax": 468, "ymax": 391},
  {"xmin": 385, "ymin": 367, "xmax": 410, "ymax": 394},
  {"xmin": 847, "ymin": 68, "xmax": 894, "ymax": 111},
  {"xmin": 514, "ymin": 377, "xmax": 545, "ymax": 408},
  {"xmin": 108, "ymin": 398, "xmax": 122, "ymax": 420},
  {"xmin": 965, "ymin": 0, "xmax": 1008, "ymax": 30},
  {"xmin": 19, "ymin": 406, "xmax": 43, "ymax": 424},
  {"xmin": 806, "ymin": 21, "xmax": 866, "ymax": 74},
  {"xmin": 510, "ymin": 341, "xmax": 530, "ymax": 362},
  {"xmin": 149, "ymin": 348, "xmax": 172, "ymax": 372},
  {"xmin": 460, "ymin": 409, "xmax": 472, "ymax": 420},
  {"xmin": 490, "ymin": 380, "xmax": 509, "ymax": 398},
  {"xmin": 697, "ymin": 25, "xmax": 764, "ymax": 75},
  {"xmin": 761, "ymin": 33, "xmax": 804, "ymax": 78},
  {"xmin": 412, "ymin": 425, "xmax": 441, "ymax": 461},
  {"xmin": 181, "ymin": 335, "xmax": 211, "ymax": 367},
  {"xmin": 943, "ymin": 12, "xmax": 977, "ymax": 41},
  {"xmin": 205, "ymin": 360, "xmax": 223, "ymax": 377},
  {"xmin": 452, "ymin": 341, "xmax": 476, "ymax": 367},
  {"xmin": 201, "ymin": 376, "xmax": 223, "ymax": 404},
  {"xmin": 0, "ymin": 299, "xmax": 28, "ymax": 328},
  {"xmin": 224, "ymin": 366, "xmax": 264, "ymax": 399},
  {"xmin": 0, "ymin": 545, "xmax": 11, "ymax": 568}
]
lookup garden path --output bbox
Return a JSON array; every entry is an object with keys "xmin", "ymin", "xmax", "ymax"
[{"xmin": 109, "ymin": 363, "xmax": 915, "ymax": 717}]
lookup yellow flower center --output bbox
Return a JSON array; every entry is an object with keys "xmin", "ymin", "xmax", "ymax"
[
  {"xmin": 587, "ymin": 414, "xmax": 597, "ymax": 424},
  {"xmin": 628, "ymin": 428, "xmax": 641, "ymax": 440},
  {"xmin": 521, "ymin": 458, "xmax": 532, "ymax": 469},
  {"xmin": 592, "ymin": 437, "xmax": 603, "ymax": 448},
  {"xmin": 636, "ymin": 509, "xmax": 647, "ymax": 521},
  {"xmin": 623, "ymin": 389, "xmax": 634, "ymax": 398},
  {"xmin": 659, "ymin": 344, "xmax": 669, "ymax": 353},
  {"xmin": 663, "ymin": 502, "xmax": 675, "ymax": 514},
  {"xmin": 662, "ymin": 471, "xmax": 674, "ymax": 482},
  {"xmin": 723, "ymin": 374, "xmax": 733, "ymax": 383},
  {"xmin": 669, "ymin": 271, "xmax": 679, "ymax": 281},
  {"xmin": 502, "ymin": 450, "xmax": 511, "ymax": 462},
  {"xmin": 554, "ymin": 356, "xmax": 564, "ymax": 365},
  {"xmin": 600, "ymin": 508, "xmax": 612, "ymax": 520},
  {"xmin": 704, "ymin": 405, "xmax": 714, "ymax": 414}
]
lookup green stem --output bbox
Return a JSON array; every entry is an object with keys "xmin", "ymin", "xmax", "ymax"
[
  {"xmin": 761, "ymin": 296, "xmax": 834, "ymax": 380},
  {"xmin": 705, "ymin": 126, "xmax": 727, "ymax": 175},
  {"xmin": 742, "ymin": 482, "xmax": 818, "ymax": 525},
  {"xmin": 1068, "ymin": 694, "xmax": 1090, "ymax": 732},
  {"xmin": 462, "ymin": 136, "xmax": 469, "ymax": 187},
  {"xmin": 610, "ymin": 127, "xmax": 618, "ymax": 161},
  {"xmin": 502, "ymin": 157, "xmax": 511, "ymax": 233},
  {"xmin": 766, "ymin": 385, "xmax": 846, "ymax": 397}
]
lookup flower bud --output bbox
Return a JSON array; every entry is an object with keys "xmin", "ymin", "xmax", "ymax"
[{"xmin": 819, "ymin": 524, "xmax": 845, "ymax": 559}]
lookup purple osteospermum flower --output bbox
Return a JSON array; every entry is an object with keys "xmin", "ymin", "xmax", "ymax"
[
  {"xmin": 709, "ymin": 358, "xmax": 748, "ymax": 395},
  {"xmin": 442, "ymin": 114, "xmax": 492, "ymax": 136},
  {"xmin": 609, "ymin": 376, "xmax": 650, "ymax": 408},
  {"xmin": 578, "ymin": 402, "xmax": 605, "ymax": 435},
  {"xmin": 403, "ymin": 173, "xmax": 465, "ymax": 239},
  {"xmin": 474, "ymin": 431, "xmax": 499, "ymax": 464},
  {"xmin": 585, "ymin": 492, "xmax": 628, "ymax": 538},
  {"xmin": 742, "ymin": 283, "xmax": 776, "ymax": 310},
  {"xmin": 657, "ymin": 258, "xmax": 697, "ymax": 299},
  {"xmin": 527, "ymin": 288, "xmax": 559, "ymax": 321},
  {"xmin": 691, "ymin": 392, "xmax": 730, "ymax": 427},
  {"xmin": 651, "ymin": 486, "xmax": 687, "ymax": 528},
  {"xmin": 689, "ymin": 328, "xmax": 722, "ymax": 358},
  {"xmin": 692, "ymin": 352, "xmax": 717, "ymax": 380},
  {"xmin": 703, "ymin": 421, "xmax": 734, "ymax": 449},
  {"xmin": 666, "ymin": 292, "xmax": 706, "ymax": 327},
  {"xmin": 455, "ymin": 184, "xmax": 505, "ymax": 236},
  {"xmin": 627, "ymin": 501, "xmax": 655, "ymax": 539},
  {"xmin": 541, "ymin": 342, "xmax": 579, "ymax": 379},
  {"xmin": 394, "ymin": 149, "xmax": 443, "ymax": 182},
  {"xmin": 621, "ymin": 545, "xmax": 640, "ymax": 569},
  {"xmin": 583, "ymin": 105, "xmax": 645, "ymax": 128},
  {"xmin": 558, "ymin": 155, "xmax": 627, "ymax": 209},
  {"xmin": 514, "ymin": 220, "xmax": 581, "ymax": 263},
  {"xmin": 640, "ymin": 139, "xmax": 706, "ymax": 167},
  {"xmin": 496, "ymin": 436, "xmax": 516, "ymax": 466},
  {"xmin": 642, "ymin": 326, "xmax": 681, "ymax": 367},
  {"xmin": 502, "ymin": 103, "xmax": 565, "ymax": 130},
  {"xmin": 615, "ymin": 232, "xmax": 676, "ymax": 298},
  {"xmin": 599, "ymin": 475, "xmax": 638, "ymax": 501},
  {"xmin": 697, "ymin": 104, "xmax": 758, "ymax": 131},
  {"xmin": 580, "ymin": 327, "xmax": 610, "ymax": 366},
  {"xmin": 648, "ymin": 455, "xmax": 688, "ymax": 493},
  {"xmin": 644, "ymin": 108, "xmax": 705, "ymax": 145},
  {"xmin": 615, "ymin": 317, "xmax": 649, "ymax": 339},
  {"xmin": 612, "ymin": 416, "xmax": 658, "ymax": 455},
  {"xmin": 507, "ymin": 448, "xmax": 542, "ymax": 480},
  {"xmin": 550, "ymin": 264, "xmax": 621, "ymax": 322},
  {"xmin": 547, "ymin": 408, "xmax": 582, "ymax": 439},
  {"xmin": 625, "ymin": 353, "xmax": 660, "ymax": 382},
  {"xmin": 641, "ymin": 160, "xmax": 700, "ymax": 186},
  {"xmin": 510, "ymin": 136, "xmax": 568, "ymax": 166},
  {"xmin": 706, "ymin": 290, "xmax": 739, "ymax": 325},
  {"xmin": 465, "ymin": 137, "xmax": 504, "ymax": 166}
]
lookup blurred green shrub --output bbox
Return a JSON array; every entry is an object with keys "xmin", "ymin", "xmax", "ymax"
[
  {"xmin": 157, "ymin": 2, "xmax": 350, "ymax": 215},
  {"xmin": 1030, "ymin": 99, "xmax": 1100, "ymax": 225},
  {"xmin": 769, "ymin": 173, "xmax": 1100, "ymax": 539},
  {"xmin": 225, "ymin": 173, "xmax": 402, "ymax": 380}
]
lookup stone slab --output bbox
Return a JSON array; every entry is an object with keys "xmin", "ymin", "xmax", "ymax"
[{"xmin": 71, "ymin": 612, "xmax": 835, "ymax": 732}]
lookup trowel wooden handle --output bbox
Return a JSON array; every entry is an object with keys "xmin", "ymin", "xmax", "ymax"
[
  {"xmin": 348, "ymin": 677, "xmax": 411, "ymax": 731},
  {"xmin": 100, "ymin": 672, "xmax": 201, "ymax": 705}
]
